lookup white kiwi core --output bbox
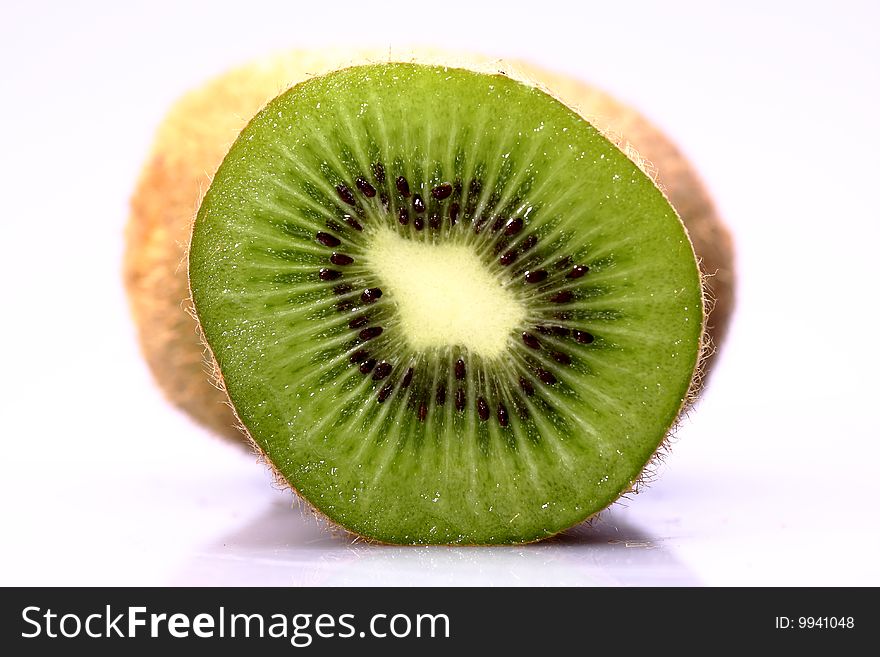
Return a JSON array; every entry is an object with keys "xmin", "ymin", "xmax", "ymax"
[{"xmin": 367, "ymin": 227, "xmax": 526, "ymax": 358}]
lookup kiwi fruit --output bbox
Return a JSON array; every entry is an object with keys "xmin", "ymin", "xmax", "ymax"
[
  {"xmin": 175, "ymin": 59, "xmax": 707, "ymax": 546},
  {"xmin": 125, "ymin": 51, "xmax": 733, "ymax": 444},
  {"xmin": 125, "ymin": 51, "xmax": 735, "ymax": 544}
]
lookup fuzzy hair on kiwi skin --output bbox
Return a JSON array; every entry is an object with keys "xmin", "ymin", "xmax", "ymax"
[
  {"xmin": 124, "ymin": 48, "xmax": 734, "ymax": 445},
  {"xmin": 177, "ymin": 60, "xmax": 711, "ymax": 546}
]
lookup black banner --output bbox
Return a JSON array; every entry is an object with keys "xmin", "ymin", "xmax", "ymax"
[{"xmin": 1, "ymin": 587, "xmax": 871, "ymax": 653}]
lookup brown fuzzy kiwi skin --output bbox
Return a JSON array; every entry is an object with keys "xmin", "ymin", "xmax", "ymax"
[{"xmin": 124, "ymin": 48, "xmax": 734, "ymax": 444}]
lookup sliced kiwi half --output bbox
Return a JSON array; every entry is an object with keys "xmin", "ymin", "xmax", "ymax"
[{"xmin": 188, "ymin": 63, "xmax": 703, "ymax": 544}]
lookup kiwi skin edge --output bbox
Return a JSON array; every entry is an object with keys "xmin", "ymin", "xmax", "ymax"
[{"xmin": 125, "ymin": 49, "xmax": 734, "ymax": 465}]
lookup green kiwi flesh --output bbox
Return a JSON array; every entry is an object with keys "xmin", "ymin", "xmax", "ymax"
[{"xmin": 189, "ymin": 63, "xmax": 703, "ymax": 544}]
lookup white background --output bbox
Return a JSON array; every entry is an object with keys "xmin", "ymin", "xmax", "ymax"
[{"xmin": 1, "ymin": 0, "xmax": 878, "ymax": 586}]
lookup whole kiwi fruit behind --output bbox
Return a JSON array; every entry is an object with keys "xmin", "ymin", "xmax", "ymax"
[
  {"xmin": 125, "ymin": 49, "xmax": 734, "ymax": 444},
  {"xmin": 125, "ymin": 50, "xmax": 734, "ymax": 544}
]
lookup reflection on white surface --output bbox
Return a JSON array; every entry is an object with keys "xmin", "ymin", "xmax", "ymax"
[
  {"xmin": 2, "ymin": 395, "xmax": 879, "ymax": 586},
  {"xmin": 173, "ymin": 502, "xmax": 699, "ymax": 587}
]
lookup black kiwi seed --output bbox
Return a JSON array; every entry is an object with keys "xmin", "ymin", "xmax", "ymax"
[
  {"xmin": 497, "ymin": 403, "xmax": 509, "ymax": 427},
  {"xmin": 349, "ymin": 349, "xmax": 368, "ymax": 364},
  {"xmin": 429, "ymin": 214, "xmax": 441, "ymax": 230},
  {"xmin": 567, "ymin": 264, "xmax": 589, "ymax": 279},
  {"xmin": 455, "ymin": 388, "xmax": 466, "ymax": 411},
  {"xmin": 319, "ymin": 268, "xmax": 341, "ymax": 281},
  {"xmin": 477, "ymin": 397, "xmax": 490, "ymax": 421},
  {"xmin": 360, "ymin": 358, "xmax": 376, "ymax": 374},
  {"xmin": 491, "ymin": 216, "xmax": 506, "ymax": 232},
  {"xmin": 333, "ymin": 283, "xmax": 353, "ymax": 295},
  {"xmin": 372, "ymin": 162, "xmax": 386, "ymax": 184},
  {"xmin": 336, "ymin": 183, "xmax": 356, "ymax": 206},
  {"xmin": 396, "ymin": 176, "xmax": 411, "ymax": 197},
  {"xmin": 377, "ymin": 384, "xmax": 393, "ymax": 403},
  {"xmin": 373, "ymin": 362, "xmax": 392, "ymax": 380},
  {"xmin": 552, "ymin": 352, "xmax": 572, "ymax": 365},
  {"xmin": 552, "ymin": 326, "xmax": 570, "ymax": 337},
  {"xmin": 500, "ymin": 250, "xmax": 517, "ymax": 266},
  {"xmin": 359, "ymin": 326, "xmax": 383, "ymax": 340},
  {"xmin": 413, "ymin": 216, "xmax": 424, "ymax": 231},
  {"xmin": 573, "ymin": 330, "xmax": 595, "ymax": 344},
  {"xmin": 521, "ymin": 234, "xmax": 538, "ymax": 252},
  {"xmin": 355, "ymin": 176, "xmax": 376, "ymax": 198},
  {"xmin": 537, "ymin": 369, "xmax": 557, "ymax": 385},
  {"xmin": 436, "ymin": 384, "xmax": 446, "ymax": 406},
  {"xmin": 330, "ymin": 253, "xmax": 353, "ymax": 266},
  {"xmin": 418, "ymin": 402, "xmax": 427, "ymax": 422},
  {"xmin": 449, "ymin": 202, "xmax": 460, "ymax": 225},
  {"xmin": 522, "ymin": 332, "xmax": 541, "ymax": 349},
  {"xmin": 401, "ymin": 367, "xmax": 414, "ymax": 388},
  {"xmin": 316, "ymin": 231, "xmax": 340, "ymax": 247},
  {"xmin": 431, "ymin": 183, "xmax": 452, "ymax": 200},
  {"xmin": 343, "ymin": 215, "xmax": 363, "ymax": 231},
  {"xmin": 550, "ymin": 290, "xmax": 574, "ymax": 304},
  {"xmin": 504, "ymin": 217, "xmax": 523, "ymax": 236},
  {"xmin": 398, "ymin": 207, "xmax": 410, "ymax": 225},
  {"xmin": 519, "ymin": 377, "xmax": 535, "ymax": 396},
  {"xmin": 361, "ymin": 287, "xmax": 383, "ymax": 303},
  {"xmin": 525, "ymin": 269, "xmax": 547, "ymax": 283},
  {"xmin": 413, "ymin": 194, "xmax": 426, "ymax": 213},
  {"xmin": 473, "ymin": 217, "xmax": 488, "ymax": 234},
  {"xmin": 348, "ymin": 315, "xmax": 368, "ymax": 329},
  {"xmin": 535, "ymin": 325, "xmax": 553, "ymax": 335},
  {"xmin": 454, "ymin": 358, "xmax": 466, "ymax": 380}
]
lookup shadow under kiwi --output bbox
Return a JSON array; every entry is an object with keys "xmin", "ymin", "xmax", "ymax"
[{"xmin": 172, "ymin": 500, "xmax": 700, "ymax": 586}]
